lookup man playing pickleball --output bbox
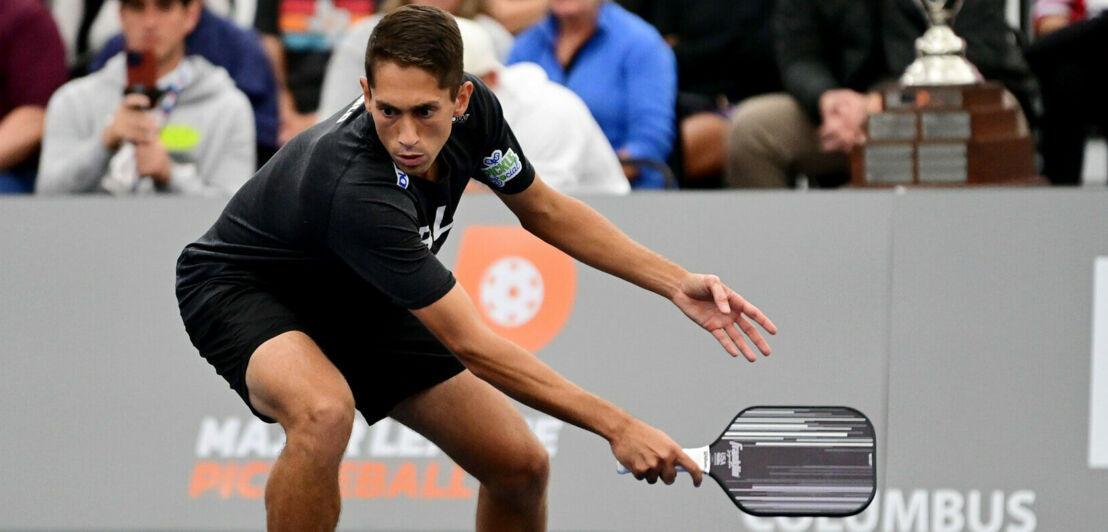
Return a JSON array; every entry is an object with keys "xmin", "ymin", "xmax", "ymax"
[{"xmin": 175, "ymin": 6, "xmax": 776, "ymax": 530}]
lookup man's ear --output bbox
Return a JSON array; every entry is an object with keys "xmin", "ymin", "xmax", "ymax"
[
  {"xmin": 453, "ymin": 81, "xmax": 474, "ymax": 118},
  {"xmin": 360, "ymin": 77, "xmax": 372, "ymax": 109},
  {"xmin": 184, "ymin": 0, "xmax": 203, "ymax": 33}
]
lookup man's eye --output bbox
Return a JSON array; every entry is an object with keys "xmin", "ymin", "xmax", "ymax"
[
  {"xmin": 418, "ymin": 108, "xmax": 434, "ymax": 118},
  {"xmin": 380, "ymin": 108, "xmax": 395, "ymax": 117}
]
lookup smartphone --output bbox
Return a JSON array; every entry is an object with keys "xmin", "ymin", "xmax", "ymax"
[{"xmin": 124, "ymin": 50, "xmax": 159, "ymax": 105}]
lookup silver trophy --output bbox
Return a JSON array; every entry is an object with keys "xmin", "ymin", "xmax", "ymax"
[{"xmin": 900, "ymin": 0, "xmax": 983, "ymax": 86}]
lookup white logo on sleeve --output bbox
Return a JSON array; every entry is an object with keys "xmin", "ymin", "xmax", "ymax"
[
  {"xmin": 392, "ymin": 163, "xmax": 409, "ymax": 189},
  {"xmin": 479, "ymin": 257, "xmax": 544, "ymax": 327},
  {"xmin": 481, "ymin": 148, "xmax": 522, "ymax": 188}
]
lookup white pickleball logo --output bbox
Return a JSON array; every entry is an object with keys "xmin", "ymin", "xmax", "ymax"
[{"xmin": 479, "ymin": 257, "xmax": 544, "ymax": 327}]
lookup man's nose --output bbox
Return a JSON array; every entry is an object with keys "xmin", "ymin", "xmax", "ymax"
[{"xmin": 397, "ymin": 117, "xmax": 419, "ymax": 147}]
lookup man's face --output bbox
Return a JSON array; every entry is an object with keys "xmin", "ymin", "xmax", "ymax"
[
  {"xmin": 119, "ymin": 0, "xmax": 200, "ymax": 70},
  {"xmin": 361, "ymin": 61, "xmax": 472, "ymax": 178}
]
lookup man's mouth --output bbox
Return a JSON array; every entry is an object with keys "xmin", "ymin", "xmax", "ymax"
[{"xmin": 396, "ymin": 153, "xmax": 423, "ymax": 167}]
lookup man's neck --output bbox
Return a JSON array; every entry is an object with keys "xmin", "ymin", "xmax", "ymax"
[
  {"xmin": 557, "ymin": 10, "xmax": 600, "ymax": 37},
  {"xmin": 423, "ymin": 159, "xmax": 441, "ymax": 182},
  {"xmin": 156, "ymin": 53, "xmax": 185, "ymax": 80}
]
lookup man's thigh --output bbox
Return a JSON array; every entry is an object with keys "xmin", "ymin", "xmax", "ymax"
[
  {"xmin": 245, "ymin": 330, "xmax": 355, "ymax": 424},
  {"xmin": 388, "ymin": 371, "xmax": 546, "ymax": 482}
]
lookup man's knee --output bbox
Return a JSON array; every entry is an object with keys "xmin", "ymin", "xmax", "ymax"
[
  {"xmin": 728, "ymin": 94, "xmax": 797, "ymax": 151},
  {"xmin": 281, "ymin": 395, "xmax": 357, "ymax": 454},
  {"xmin": 725, "ymin": 93, "xmax": 811, "ymax": 187},
  {"xmin": 486, "ymin": 439, "xmax": 550, "ymax": 503}
]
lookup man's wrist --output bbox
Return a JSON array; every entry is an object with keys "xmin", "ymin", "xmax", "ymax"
[
  {"xmin": 101, "ymin": 128, "xmax": 120, "ymax": 151},
  {"xmin": 598, "ymin": 406, "xmax": 634, "ymax": 442}
]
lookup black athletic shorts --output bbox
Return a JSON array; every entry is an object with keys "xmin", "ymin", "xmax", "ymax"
[{"xmin": 177, "ymin": 279, "xmax": 466, "ymax": 424}]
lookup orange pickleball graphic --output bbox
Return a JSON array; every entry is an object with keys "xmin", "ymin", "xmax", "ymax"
[{"xmin": 454, "ymin": 226, "xmax": 576, "ymax": 352}]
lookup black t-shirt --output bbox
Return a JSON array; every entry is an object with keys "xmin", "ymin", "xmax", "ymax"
[{"xmin": 177, "ymin": 75, "xmax": 535, "ymax": 310}]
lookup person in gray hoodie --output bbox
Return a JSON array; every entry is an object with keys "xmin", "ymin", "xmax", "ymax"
[{"xmin": 37, "ymin": 0, "xmax": 254, "ymax": 197}]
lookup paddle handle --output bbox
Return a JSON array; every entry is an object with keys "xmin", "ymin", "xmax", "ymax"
[{"xmin": 616, "ymin": 446, "xmax": 710, "ymax": 474}]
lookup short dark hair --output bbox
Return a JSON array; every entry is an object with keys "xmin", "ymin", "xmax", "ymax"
[{"xmin": 364, "ymin": 5, "xmax": 464, "ymax": 99}]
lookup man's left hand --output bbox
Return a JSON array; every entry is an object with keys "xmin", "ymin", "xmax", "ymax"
[
  {"xmin": 135, "ymin": 138, "xmax": 172, "ymax": 184},
  {"xmin": 671, "ymin": 274, "xmax": 777, "ymax": 362}
]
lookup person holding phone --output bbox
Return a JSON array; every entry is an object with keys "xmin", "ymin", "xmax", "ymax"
[{"xmin": 37, "ymin": 0, "xmax": 255, "ymax": 196}]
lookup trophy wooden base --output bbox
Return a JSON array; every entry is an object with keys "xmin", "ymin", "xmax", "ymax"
[{"xmin": 850, "ymin": 82, "xmax": 1040, "ymax": 187}]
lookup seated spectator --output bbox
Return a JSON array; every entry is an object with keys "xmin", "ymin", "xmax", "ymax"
[
  {"xmin": 318, "ymin": 0, "xmax": 511, "ymax": 116},
  {"xmin": 37, "ymin": 0, "xmax": 255, "ymax": 197},
  {"xmin": 1025, "ymin": 0, "xmax": 1107, "ymax": 185},
  {"xmin": 640, "ymin": 0, "xmax": 780, "ymax": 187},
  {"xmin": 459, "ymin": 18, "xmax": 628, "ymax": 194},
  {"xmin": 508, "ymin": 0, "xmax": 677, "ymax": 189},
  {"xmin": 725, "ymin": 0, "xmax": 1038, "ymax": 188},
  {"xmin": 255, "ymin": 0, "xmax": 377, "ymax": 144},
  {"xmin": 88, "ymin": 3, "xmax": 280, "ymax": 163},
  {"xmin": 0, "ymin": 0, "xmax": 69, "ymax": 194}
]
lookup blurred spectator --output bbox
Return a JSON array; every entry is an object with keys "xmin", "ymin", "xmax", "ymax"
[
  {"xmin": 318, "ymin": 0, "xmax": 511, "ymax": 116},
  {"xmin": 509, "ymin": 0, "xmax": 676, "ymax": 189},
  {"xmin": 0, "ymin": 0, "xmax": 69, "ymax": 194},
  {"xmin": 89, "ymin": 4, "xmax": 280, "ymax": 164},
  {"xmin": 459, "ymin": 18, "xmax": 628, "ymax": 194},
  {"xmin": 725, "ymin": 0, "xmax": 1038, "ymax": 188},
  {"xmin": 255, "ymin": 0, "xmax": 377, "ymax": 144},
  {"xmin": 1025, "ymin": 0, "xmax": 1107, "ymax": 185},
  {"xmin": 37, "ymin": 0, "xmax": 255, "ymax": 196},
  {"xmin": 486, "ymin": 0, "xmax": 548, "ymax": 34},
  {"xmin": 382, "ymin": 0, "xmax": 513, "ymax": 58},
  {"xmin": 641, "ymin": 0, "xmax": 780, "ymax": 187}
]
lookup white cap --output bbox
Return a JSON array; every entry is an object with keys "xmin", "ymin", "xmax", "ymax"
[{"xmin": 457, "ymin": 17, "xmax": 501, "ymax": 77}]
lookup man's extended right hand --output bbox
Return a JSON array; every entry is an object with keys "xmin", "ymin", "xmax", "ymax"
[
  {"xmin": 610, "ymin": 417, "xmax": 703, "ymax": 487},
  {"xmin": 101, "ymin": 93, "xmax": 158, "ymax": 151}
]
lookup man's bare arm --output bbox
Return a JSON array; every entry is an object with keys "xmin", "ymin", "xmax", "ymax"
[
  {"xmin": 412, "ymin": 282, "xmax": 703, "ymax": 486},
  {"xmin": 498, "ymin": 177, "xmax": 777, "ymax": 359},
  {"xmin": 0, "ymin": 106, "xmax": 46, "ymax": 170},
  {"xmin": 499, "ymin": 177, "xmax": 684, "ymax": 297}
]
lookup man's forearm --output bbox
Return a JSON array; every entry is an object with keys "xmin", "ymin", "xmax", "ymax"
[
  {"xmin": 463, "ymin": 329, "xmax": 632, "ymax": 440},
  {"xmin": 0, "ymin": 107, "xmax": 46, "ymax": 170},
  {"xmin": 511, "ymin": 187, "xmax": 687, "ymax": 299},
  {"xmin": 414, "ymin": 285, "xmax": 633, "ymax": 441}
]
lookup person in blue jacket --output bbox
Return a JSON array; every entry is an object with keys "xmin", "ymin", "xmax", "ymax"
[
  {"xmin": 89, "ymin": 6, "xmax": 279, "ymax": 165},
  {"xmin": 508, "ymin": 0, "xmax": 676, "ymax": 189}
]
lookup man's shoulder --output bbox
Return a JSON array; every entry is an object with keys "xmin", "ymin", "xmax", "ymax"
[
  {"xmin": 50, "ymin": 59, "xmax": 122, "ymax": 109},
  {"xmin": 602, "ymin": 2, "xmax": 666, "ymax": 42},
  {"xmin": 178, "ymin": 57, "xmax": 252, "ymax": 114},
  {"xmin": 306, "ymin": 112, "xmax": 399, "ymax": 186}
]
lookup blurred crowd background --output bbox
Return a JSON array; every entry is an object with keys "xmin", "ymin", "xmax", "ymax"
[{"xmin": 1, "ymin": 0, "xmax": 1105, "ymax": 197}]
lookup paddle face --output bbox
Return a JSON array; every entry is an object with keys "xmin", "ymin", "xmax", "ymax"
[{"xmin": 705, "ymin": 406, "xmax": 876, "ymax": 517}]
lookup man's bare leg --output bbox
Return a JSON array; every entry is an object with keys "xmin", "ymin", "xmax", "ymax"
[
  {"xmin": 245, "ymin": 331, "xmax": 356, "ymax": 532},
  {"xmin": 390, "ymin": 370, "xmax": 549, "ymax": 532}
]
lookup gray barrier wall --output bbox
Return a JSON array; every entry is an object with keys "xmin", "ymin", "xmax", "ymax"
[{"xmin": 1, "ymin": 189, "xmax": 1105, "ymax": 531}]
